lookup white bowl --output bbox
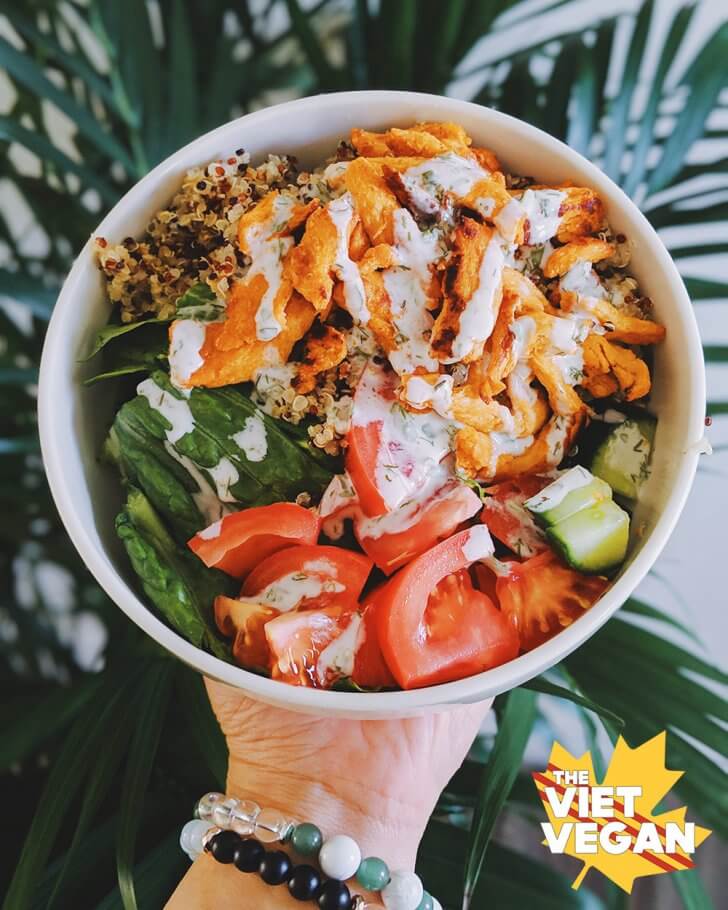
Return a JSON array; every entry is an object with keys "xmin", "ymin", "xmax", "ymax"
[{"xmin": 39, "ymin": 91, "xmax": 706, "ymax": 718}]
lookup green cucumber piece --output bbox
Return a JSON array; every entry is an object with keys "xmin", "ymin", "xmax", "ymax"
[
  {"xmin": 525, "ymin": 466, "xmax": 612, "ymax": 528},
  {"xmin": 591, "ymin": 417, "xmax": 656, "ymax": 500},
  {"xmin": 546, "ymin": 499, "xmax": 630, "ymax": 574}
]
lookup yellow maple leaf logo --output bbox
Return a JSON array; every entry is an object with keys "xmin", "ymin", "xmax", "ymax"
[{"xmin": 533, "ymin": 733, "xmax": 712, "ymax": 892}]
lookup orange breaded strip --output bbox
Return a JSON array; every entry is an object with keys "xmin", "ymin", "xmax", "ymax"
[
  {"xmin": 285, "ymin": 205, "xmax": 340, "ymax": 312},
  {"xmin": 479, "ymin": 289, "xmax": 520, "ymax": 396},
  {"xmin": 185, "ymin": 292, "xmax": 316, "ymax": 388},
  {"xmin": 461, "ymin": 176, "xmax": 512, "ymax": 212},
  {"xmin": 344, "ymin": 156, "xmax": 422, "ymax": 245},
  {"xmin": 358, "ymin": 264, "xmax": 398, "ymax": 355},
  {"xmin": 501, "ymin": 267, "xmax": 552, "ymax": 313},
  {"xmin": 582, "ymin": 334, "xmax": 652, "ymax": 401},
  {"xmin": 556, "ymin": 186, "xmax": 606, "ymax": 241},
  {"xmin": 349, "ymin": 221, "xmax": 370, "ymax": 261},
  {"xmin": 559, "ymin": 285, "xmax": 666, "ymax": 345},
  {"xmin": 470, "ymin": 147, "xmax": 502, "ymax": 173},
  {"xmin": 507, "ymin": 372, "xmax": 551, "ymax": 437},
  {"xmin": 236, "ymin": 192, "xmax": 316, "ymax": 251},
  {"xmin": 213, "ymin": 273, "xmax": 293, "ymax": 352},
  {"xmin": 431, "ymin": 218, "xmax": 502, "ymax": 363},
  {"xmin": 455, "ymin": 412, "xmax": 584, "ymax": 482},
  {"xmin": 400, "ymin": 373, "xmax": 512, "ymax": 435},
  {"xmin": 228, "ymin": 192, "xmax": 317, "ymax": 346},
  {"xmin": 351, "ymin": 121, "xmax": 472, "ymax": 158},
  {"xmin": 293, "ymin": 324, "xmax": 348, "ymax": 394},
  {"xmin": 530, "ymin": 345, "xmax": 586, "ymax": 416},
  {"xmin": 542, "ymin": 238, "xmax": 614, "ymax": 278}
]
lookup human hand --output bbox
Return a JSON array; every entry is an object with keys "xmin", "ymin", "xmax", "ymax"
[{"xmin": 206, "ymin": 679, "xmax": 492, "ymax": 871}]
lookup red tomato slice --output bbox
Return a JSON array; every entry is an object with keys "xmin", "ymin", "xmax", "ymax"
[
  {"xmin": 480, "ymin": 476, "xmax": 550, "ymax": 558},
  {"xmin": 495, "ymin": 550, "xmax": 609, "ymax": 651},
  {"xmin": 346, "ymin": 422, "xmax": 388, "ymax": 517},
  {"xmin": 355, "ymin": 482, "xmax": 482, "ymax": 575},
  {"xmin": 214, "ymin": 595, "xmax": 277, "ymax": 670},
  {"xmin": 188, "ymin": 503, "xmax": 320, "ymax": 579},
  {"xmin": 374, "ymin": 527, "xmax": 518, "ymax": 689},
  {"xmin": 265, "ymin": 605, "xmax": 356, "ymax": 687},
  {"xmin": 242, "ymin": 544, "xmax": 373, "ymax": 611},
  {"xmin": 352, "ymin": 599, "xmax": 397, "ymax": 689},
  {"xmin": 345, "ymin": 361, "xmax": 454, "ymax": 518}
]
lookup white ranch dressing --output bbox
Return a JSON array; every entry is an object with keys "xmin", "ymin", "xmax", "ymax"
[
  {"xmin": 163, "ymin": 442, "xmax": 233, "ymax": 525},
  {"xmin": 316, "ymin": 613, "xmax": 363, "ymax": 685},
  {"xmin": 198, "ymin": 518, "xmax": 223, "ymax": 540},
  {"xmin": 404, "ymin": 374, "xmax": 454, "ymax": 419},
  {"xmin": 510, "ymin": 315, "xmax": 537, "ymax": 362},
  {"xmin": 544, "ymin": 415, "xmax": 572, "ymax": 465},
  {"xmin": 525, "ymin": 466, "xmax": 592, "ymax": 513},
  {"xmin": 327, "ymin": 193, "xmax": 370, "ymax": 324},
  {"xmin": 206, "ymin": 457, "xmax": 239, "ymax": 502},
  {"xmin": 232, "ymin": 411, "xmax": 268, "ymax": 462},
  {"xmin": 493, "ymin": 197, "xmax": 525, "ymax": 242},
  {"xmin": 241, "ymin": 569, "xmax": 344, "ymax": 614},
  {"xmin": 137, "ymin": 377, "xmax": 195, "ymax": 443},
  {"xmin": 401, "ymin": 153, "xmax": 487, "ymax": 215},
  {"xmin": 318, "ymin": 473, "xmax": 359, "ymax": 541},
  {"xmin": 319, "ymin": 472, "xmax": 358, "ymax": 518},
  {"xmin": 547, "ymin": 314, "xmax": 587, "ymax": 393},
  {"xmin": 520, "ymin": 188, "xmax": 566, "ymax": 245},
  {"xmin": 383, "ymin": 209, "xmax": 444, "ymax": 375},
  {"xmin": 462, "ymin": 524, "xmax": 495, "ymax": 562},
  {"xmin": 357, "ymin": 478, "xmax": 479, "ymax": 541},
  {"xmin": 487, "ymin": 431, "xmax": 534, "ymax": 475},
  {"xmin": 507, "ymin": 362, "xmax": 539, "ymax": 413},
  {"xmin": 243, "ymin": 194, "xmax": 298, "ymax": 341},
  {"xmin": 169, "ymin": 320, "xmax": 206, "ymax": 388},
  {"xmin": 323, "ymin": 160, "xmax": 350, "ymax": 188},
  {"xmin": 560, "ymin": 260, "xmax": 604, "ymax": 301},
  {"xmin": 446, "ymin": 235, "xmax": 506, "ymax": 363}
]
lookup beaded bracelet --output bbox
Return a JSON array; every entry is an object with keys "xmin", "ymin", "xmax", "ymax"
[{"xmin": 180, "ymin": 791, "xmax": 441, "ymax": 910}]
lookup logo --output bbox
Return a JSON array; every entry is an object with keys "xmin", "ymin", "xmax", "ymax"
[{"xmin": 533, "ymin": 733, "xmax": 711, "ymax": 892}]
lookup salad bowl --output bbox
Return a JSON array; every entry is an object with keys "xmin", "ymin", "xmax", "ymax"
[{"xmin": 38, "ymin": 91, "xmax": 706, "ymax": 718}]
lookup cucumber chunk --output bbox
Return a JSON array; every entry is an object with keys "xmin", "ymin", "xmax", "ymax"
[
  {"xmin": 546, "ymin": 499, "xmax": 630, "ymax": 574},
  {"xmin": 591, "ymin": 417, "xmax": 656, "ymax": 500},
  {"xmin": 524, "ymin": 466, "xmax": 612, "ymax": 528}
]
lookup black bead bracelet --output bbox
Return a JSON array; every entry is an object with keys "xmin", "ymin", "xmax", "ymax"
[{"xmin": 206, "ymin": 830, "xmax": 354, "ymax": 909}]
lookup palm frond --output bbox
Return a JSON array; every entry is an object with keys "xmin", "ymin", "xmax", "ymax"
[{"xmin": 0, "ymin": 2, "xmax": 725, "ymax": 908}]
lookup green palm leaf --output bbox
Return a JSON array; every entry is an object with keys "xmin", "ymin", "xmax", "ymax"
[{"xmin": 1, "ymin": 3, "xmax": 725, "ymax": 909}]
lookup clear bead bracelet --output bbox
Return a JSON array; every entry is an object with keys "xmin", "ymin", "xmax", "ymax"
[{"xmin": 180, "ymin": 791, "xmax": 441, "ymax": 910}]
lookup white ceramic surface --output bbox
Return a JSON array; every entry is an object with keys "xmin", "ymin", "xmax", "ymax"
[{"xmin": 38, "ymin": 91, "xmax": 706, "ymax": 718}]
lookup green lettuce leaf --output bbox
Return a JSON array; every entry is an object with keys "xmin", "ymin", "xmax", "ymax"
[
  {"xmin": 110, "ymin": 370, "xmax": 334, "ymax": 539},
  {"xmin": 175, "ymin": 282, "xmax": 225, "ymax": 321},
  {"xmin": 115, "ymin": 486, "xmax": 233, "ymax": 659}
]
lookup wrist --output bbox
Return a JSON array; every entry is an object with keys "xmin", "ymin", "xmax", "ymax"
[{"xmin": 226, "ymin": 757, "xmax": 425, "ymax": 871}]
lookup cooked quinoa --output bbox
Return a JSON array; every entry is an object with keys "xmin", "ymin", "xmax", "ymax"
[{"xmin": 95, "ymin": 151, "xmax": 319, "ymax": 324}]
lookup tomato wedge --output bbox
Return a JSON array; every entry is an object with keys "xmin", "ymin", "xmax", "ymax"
[
  {"xmin": 480, "ymin": 476, "xmax": 550, "ymax": 558},
  {"xmin": 346, "ymin": 422, "xmax": 388, "ymax": 517},
  {"xmin": 493, "ymin": 550, "xmax": 609, "ymax": 651},
  {"xmin": 346, "ymin": 361, "xmax": 454, "ymax": 518},
  {"xmin": 242, "ymin": 544, "xmax": 373, "ymax": 611},
  {"xmin": 374, "ymin": 527, "xmax": 518, "ymax": 689},
  {"xmin": 214, "ymin": 596, "xmax": 277, "ymax": 670},
  {"xmin": 265, "ymin": 606, "xmax": 357, "ymax": 687},
  {"xmin": 355, "ymin": 482, "xmax": 482, "ymax": 575},
  {"xmin": 352, "ymin": 600, "xmax": 397, "ymax": 689},
  {"xmin": 188, "ymin": 503, "xmax": 320, "ymax": 579}
]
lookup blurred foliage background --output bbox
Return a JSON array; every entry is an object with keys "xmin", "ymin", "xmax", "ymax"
[{"xmin": 0, "ymin": 1, "xmax": 726, "ymax": 908}]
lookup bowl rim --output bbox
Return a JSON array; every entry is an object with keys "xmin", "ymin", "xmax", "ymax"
[{"xmin": 38, "ymin": 90, "xmax": 706, "ymax": 712}]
